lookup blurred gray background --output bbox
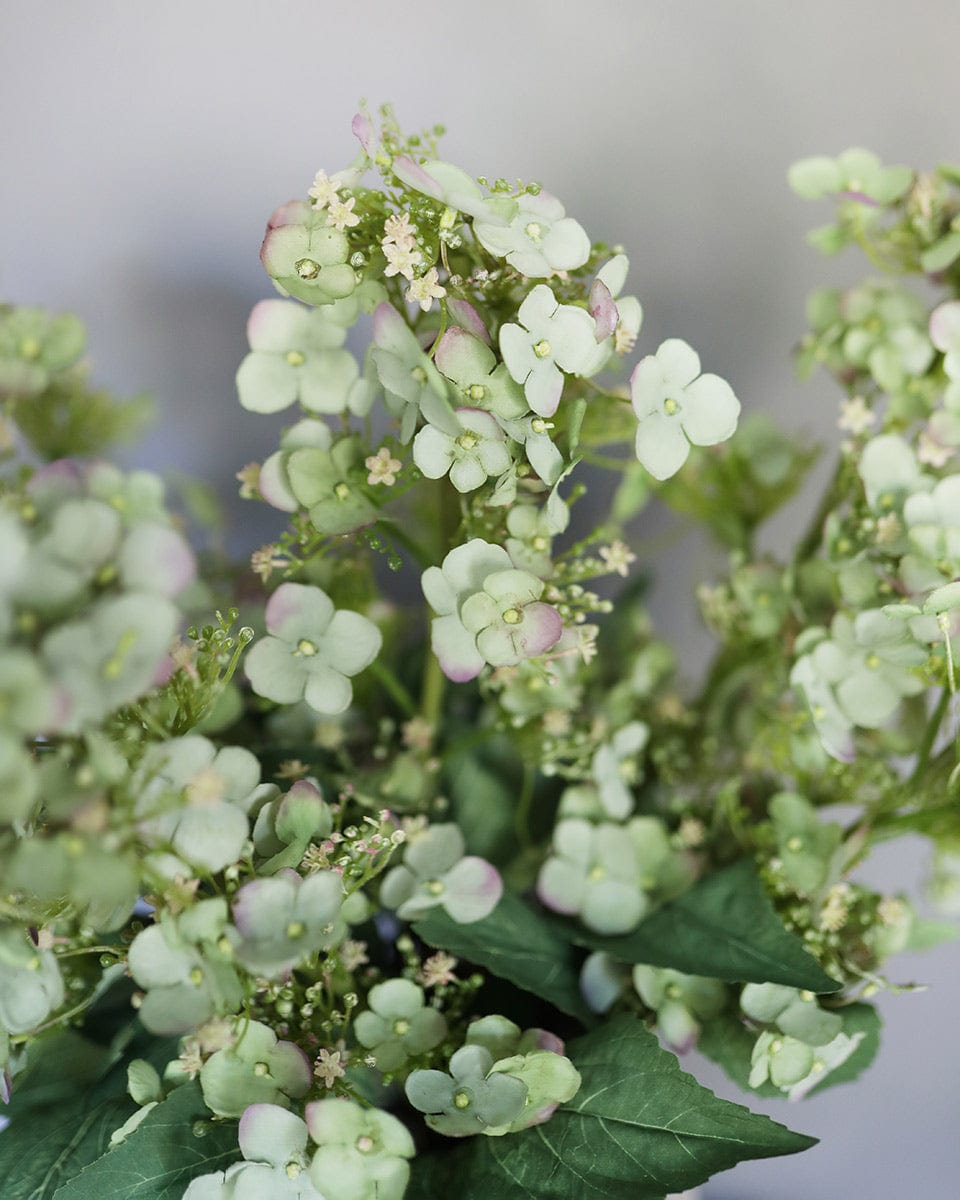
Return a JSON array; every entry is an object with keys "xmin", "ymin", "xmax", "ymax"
[{"xmin": 2, "ymin": 2, "xmax": 958, "ymax": 1195}]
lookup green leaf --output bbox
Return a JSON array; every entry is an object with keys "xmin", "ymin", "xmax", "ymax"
[
  {"xmin": 920, "ymin": 232, "xmax": 960, "ymax": 273},
  {"xmin": 0, "ymin": 1027, "xmax": 154, "ymax": 1200},
  {"xmin": 52, "ymin": 1081, "xmax": 239, "ymax": 1200},
  {"xmin": 568, "ymin": 861, "xmax": 841, "ymax": 993},
  {"xmin": 566, "ymin": 396, "xmax": 587, "ymax": 458},
  {"xmin": 414, "ymin": 891, "xmax": 592, "ymax": 1023},
  {"xmin": 411, "ymin": 1014, "xmax": 815, "ymax": 1199},
  {"xmin": 700, "ymin": 1003, "xmax": 881, "ymax": 1101}
]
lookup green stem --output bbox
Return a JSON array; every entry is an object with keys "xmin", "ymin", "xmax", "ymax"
[
  {"xmin": 367, "ymin": 660, "xmax": 417, "ymax": 718},
  {"xmin": 908, "ymin": 688, "xmax": 951, "ymax": 787},
  {"xmin": 420, "ymin": 653, "xmax": 445, "ymax": 729}
]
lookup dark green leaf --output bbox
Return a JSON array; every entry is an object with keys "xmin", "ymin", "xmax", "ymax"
[
  {"xmin": 569, "ymin": 861, "xmax": 841, "ymax": 993},
  {"xmin": 52, "ymin": 1082, "xmax": 239, "ymax": 1200},
  {"xmin": 411, "ymin": 1014, "xmax": 815, "ymax": 1199},
  {"xmin": 414, "ymin": 892, "xmax": 591, "ymax": 1023}
]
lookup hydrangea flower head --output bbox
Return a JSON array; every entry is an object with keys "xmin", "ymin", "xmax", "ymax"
[
  {"xmin": 499, "ymin": 285, "xmax": 597, "ymax": 416},
  {"xmin": 306, "ymin": 1097, "xmax": 415, "ymax": 1200},
  {"xmin": 353, "ymin": 978, "xmax": 447, "ymax": 1072},
  {"xmin": 379, "ymin": 822, "xmax": 502, "ymax": 924},
  {"xmin": 413, "ymin": 407, "xmax": 511, "ymax": 493},
  {"xmin": 237, "ymin": 299, "xmax": 367, "ymax": 417},
  {"xmin": 200, "ymin": 1019, "xmax": 312, "ymax": 1118},
  {"xmin": 405, "ymin": 1043, "xmax": 528, "ymax": 1137},
  {"xmin": 473, "ymin": 190, "xmax": 590, "ymax": 278},
  {"xmin": 260, "ymin": 202, "xmax": 357, "ymax": 306},
  {"xmin": 631, "ymin": 339, "xmax": 740, "ymax": 480},
  {"xmin": 245, "ymin": 583, "xmax": 381, "ymax": 716}
]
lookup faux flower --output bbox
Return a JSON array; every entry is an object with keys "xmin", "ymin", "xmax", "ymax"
[
  {"xmin": 590, "ymin": 721, "xmax": 649, "ymax": 819},
  {"xmin": 858, "ymin": 433, "xmax": 930, "ymax": 511},
  {"xmin": 413, "ymin": 407, "xmax": 511, "ymax": 493},
  {"xmin": 200, "ymin": 1019, "xmax": 312, "ymax": 1118},
  {"xmin": 497, "ymin": 414, "xmax": 564, "ymax": 485},
  {"xmin": 404, "ymin": 1044, "xmax": 527, "ymax": 1137},
  {"xmin": 787, "ymin": 148, "xmax": 913, "ymax": 204},
  {"xmin": 903, "ymin": 475, "xmax": 960, "ymax": 571},
  {"xmin": 434, "ymin": 327, "xmax": 527, "ymax": 421},
  {"xmin": 184, "ymin": 1104, "xmax": 323, "ymax": 1200},
  {"xmin": 379, "ymin": 822, "xmax": 502, "ymax": 924},
  {"xmin": 306, "ymin": 1098, "xmax": 415, "ymax": 1200},
  {"xmin": 0, "ymin": 307, "xmax": 85, "ymax": 395},
  {"xmin": 458, "ymin": 567, "xmax": 563, "ymax": 669},
  {"xmin": 632, "ymin": 966, "xmax": 725, "ymax": 1053},
  {"xmin": 280, "ymin": 436, "xmax": 379, "ymax": 534},
  {"xmin": 499, "ymin": 285, "xmax": 597, "ymax": 416},
  {"xmin": 472, "ymin": 191, "xmax": 590, "ymax": 278},
  {"xmin": 353, "ymin": 979, "xmax": 447, "ymax": 1072},
  {"xmin": 0, "ymin": 927, "xmax": 64, "ymax": 1035},
  {"xmin": 740, "ymin": 983, "xmax": 843, "ymax": 1047},
  {"xmin": 230, "ymin": 868, "xmax": 344, "ymax": 976},
  {"xmin": 630, "ymin": 338, "xmax": 740, "ymax": 480},
  {"xmin": 365, "ymin": 446, "xmax": 402, "ymax": 486},
  {"xmin": 245, "ymin": 583, "xmax": 382, "ymax": 715},
  {"xmin": 260, "ymin": 201, "xmax": 357, "ymax": 306},
  {"xmin": 236, "ymin": 299, "xmax": 367, "ymax": 416},
  {"xmin": 258, "ymin": 418, "xmax": 333, "ymax": 512},
  {"xmin": 371, "ymin": 303, "xmax": 460, "ymax": 443},
  {"xmin": 537, "ymin": 818, "xmax": 649, "ymax": 935},
  {"xmin": 930, "ymin": 299, "xmax": 960, "ymax": 386}
]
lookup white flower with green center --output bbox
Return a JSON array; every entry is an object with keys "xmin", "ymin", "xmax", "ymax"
[
  {"xmin": 930, "ymin": 300, "xmax": 960, "ymax": 407},
  {"xmin": 630, "ymin": 338, "xmax": 740, "ymax": 480},
  {"xmin": 459, "ymin": 567, "xmax": 563, "ymax": 668},
  {"xmin": 497, "ymin": 414, "xmax": 564, "ymax": 485},
  {"xmin": 306, "ymin": 1097, "xmax": 414, "ymax": 1200},
  {"xmin": 0, "ymin": 307, "xmax": 85, "ymax": 395},
  {"xmin": 499, "ymin": 285, "xmax": 597, "ymax": 417},
  {"xmin": 472, "ymin": 190, "xmax": 590, "ymax": 278},
  {"xmin": 379, "ymin": 822, "xmax": 502, "ymax": 924},
  {"xmin": 422, "ymin": 539, "xmax": 514, "ymax": 682},
  {"xmin": 593, "ymin": 254, "xmax": 644, "ymax": 356},
  {"xmin": 413, "ymin": 407, "xmax": 511, "ymax": 493},
  {"xmin": 200, "ymin": 1019, "xmax": 312, "ymax": 1119},
  {"xmin": 633, "ymin": 966, "xmax": 725, "ymax": 1053},
  {"xmin": 787, "ymin": 148, "xmax": 913, "ymax": 204},
  {"xmin": 371, "ymin": 302, "xmax": 459, "ymax": 443},
  {"xmin": 591, "ymin": 721, "xmax": 649, "ymax": 820},
  {"xmin": 236, "ymin": 299, "xmax": 366, "ymax": 417},
  {"xmin": 505, "ymin": 504, "xmax": 556, "ymax": 578},
  {"xmin": 0, "ymin": 926, "xmax": 64, "ymax": 1036},
  {"xmin": 806, "ymin": 609, "xmax": 927, "ymax": 729},
  {"xmin": 245, "ymin": 583, "xmax": 381, "ymax": 716},
  {"xmin": 259, "ymin": 418, "xmax": 333, "ymax": 513},
  {"xmin": 184, "ymin": 1104, "xmax": 324, "ymax": 1200},
  {"xmin": 405, "ymin": 1044, "xmax": 528, "ymax": 1138},
  {"xmin": 434, "ymin": 327, "xmax": 527, "ymax": 421},
  {"xmin": 903, "ymin": 476, "xmax": 960, "ymax": 572},
  {"xmin": 858, "ymin": 433, "xmax": 931, "ymax": 512},
  {"xmin": 790, "ymin": 648, "xmax": 855, "ymax": 763},
  {"xmin": 230, "ymin": 869, "xmax": 344, "ymax": 977},
  {"xmin": 353, "ymin": 979, "xmax": 447, "ymax": 1072},
  {"xmin": 260, "ymin": 201, "xmax": 357, "ymax": 306}
]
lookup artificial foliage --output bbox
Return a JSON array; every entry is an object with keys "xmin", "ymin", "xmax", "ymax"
[{"xmin": 1, "ymin": 107, "xmax": 959, "ymax": 1198}]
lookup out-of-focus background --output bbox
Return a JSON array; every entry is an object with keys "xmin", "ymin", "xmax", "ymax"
[{"xmin": 2, "ymin": 3, "xmax": 958, "ymax": 1195}]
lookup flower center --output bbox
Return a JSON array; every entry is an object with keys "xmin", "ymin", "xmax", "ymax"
[
  {"xmin": 285, "ymin": 349, "xmax": 306, "ymax": 366},
  {"xmin": 296, "ymin": 639, "xmax": 318, "ymax": 657},
  {"xmin": 295, "ymin": 257, "xmax": 321, "ymax": 279},
  {"xmin": 532, "ymin": 536, "xmax": 548, "ymax": 551},
  {"xmin": 356, "ymin": 1135, "xmax": 374, "ymax": 1153},
  {"xmin": 411, "ymin": 366, "xmax": 427, "ymax": 384},
  {"xmin": 865, "ymin": 653, "xmax": 881, "ymax": 670},
  {"xmin": 533, "ymin": 339, "xmax": 552, "ymax": 359},
  {"xmin": 525, "ymin": 222, "xmax": 542, "ymax": 242},
  {"xmin": 393, "ymin": 1018, "xmax": 411, "ymax": 1036},
  {"xmin": 285, "ymin": 1162, "xmax": 303, "ymax": 1179},
  {"xmin": 286, "ymin": 920, "xmax": 305, "ymax": 939},
  {"xmin": 188, "ymin": 966, "xmax": 204, "ymax": 986},
  {"xmin": 786, "ymin": 836, "xmax": 803, "ymax": 852},
  {"xmin": 426, "ymin": 879, "xmax": 445, "ymax": 896},
  {"xmin": 457, "ymin": 433, "xmax": 479, "ymax": 451},
  {"xmin": 334, "ymin": 482, "xmax": 351, "ymax": 500},
  {"xmin": 665, "ymin": 982, "xmax": 682, "ymax": 1000},
  {"xmin": 530, "ymin": 417, "xmax": 550, "ymax": 434},
  {"xmin": 253, "ymin": 1061, "xmax": 271, "ymax": 1077},
  {"xmin": 588, "ymin": 864, "xmax": 606, "ymax": 882},
  {"xmin": 502, "ymin": 607, "xmax": 522, "ymax": 625},
  {"xmin": 663, "ymin": 397, "xmax": 680, "ymax": 416},
  {"xmin": 453, "ymin": 1090, "xmax": 472, "ymax": 1109},
  {"xmin": 467, "ymin": 383, "xmax": 486, "ymax": 402},
  {"xmin": 19, "ymin": 336, "xmax": 41, "ymax": 360}
]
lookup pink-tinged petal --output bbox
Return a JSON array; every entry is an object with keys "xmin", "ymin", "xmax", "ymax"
[
  {"xmin": 837, "ymin": 189, "xmax": 878, "ymax": 206},
  {"xmin": 435, "ymin": 327, "xmax": 495, "ymax": 382},
  {"xmin": 525, "ymin": 364, "xmax": 563, "ymax": 418},
  {"xmin": 930, "ymin": 301, "xmax": 960, "ymax": 353},
  {"xmin": 431, "ymin": 614, "xmax": 484, "ymax": 682},
  {"xmin": 270, "ymin": 1040, "xmax": 313, "ymax": 1098},
  {"xmin": 246, "ymin": 299, "xmax": 311, "ymax": 353},
  {"xmin": 239, "ymin": 1103, "xmax": 309, "ymax": 1167},
  {"xmin": 372, "ymin": 302, "xmax": 413, "ymax": 355},
  {"xmin": 446, "ymin": 299, "xmax": 491, "ymax": 344},
  {"xmin": 264, "ymin": 582, "xmax": 334, "ymax": 641},
  {"xmin": 589, "ymin": 279, "xmax": 618, "ymax": 342},
  {"xmin": 352, "ymin": 112, "xmax": 374, "ymax": 155},
  {"xmin": 658, "ymin": 1001, "xmax": 700, "ymax": 1055},
  {"xmin": 518, "ymin": 602, "xmax": 563, "ymax": 657},
  {"xmin": 442, "ymin": 856, "xmax": 503, "ymax": 923},
  {"xmin": 392, "ymin": 155, "xmax": 444, "ymax": 198},
  {"xmin": 119, "ymin": 523, "xmax": 196, "ymax": 598},
  {"xmin": 536, "ymin": 857, "xmax": 585, "ymax": 916},
  {"xmin": 266, "ymin": 200, "xmax": 310, "ymax": 230},
  {"xmin": 523, "ymin": 1029, "xmax": 565, "ymax": 1055},
  {"xmin": 258, "ymin": 451, "xmax": 298, "ymax": 512}
]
